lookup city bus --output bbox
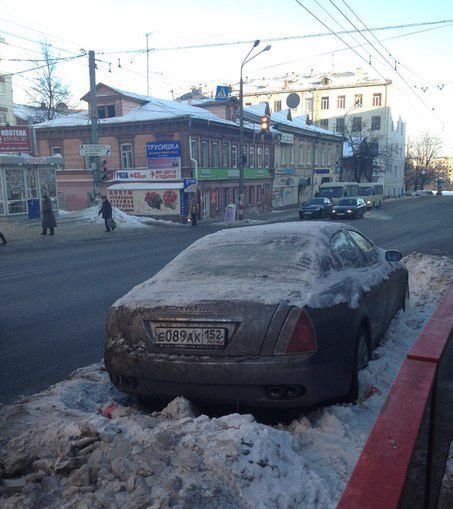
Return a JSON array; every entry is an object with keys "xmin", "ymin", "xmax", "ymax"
[
  {"xmin": 318, "ymin": 182, "xmax": 360, "ymax": 203},
  {"xmin": 359, "ymin": 183, "xmax": 384, "ymax": 208}
]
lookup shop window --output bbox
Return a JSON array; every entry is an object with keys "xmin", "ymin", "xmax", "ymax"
[
  {"xmin": 6, "ymin": 169, "xmax": 27, "ymax": 214},
  {"xmin": 121, "ymin": 143, "xmax": 134, "ymax": 168}
]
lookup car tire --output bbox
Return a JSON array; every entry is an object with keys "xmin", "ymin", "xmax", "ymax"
[{"xmin": 345, "ymin": 327, "xmax": 370, "ymax": 403}]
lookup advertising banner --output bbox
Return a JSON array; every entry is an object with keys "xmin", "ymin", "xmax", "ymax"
[
  {"xmin": 111, "ymin": 168, "xmax": 181, "ymax": 181},
  {"xmin": 108, "ymin": 187, "xmax": 181, "ymax": 216},
  {"xmin": 0, "ymin": 126, "xmax": 32, "ymax": 153},
  {"xmin": 146, "ymin": 141, "xmax": 181, "ymax": 181}
]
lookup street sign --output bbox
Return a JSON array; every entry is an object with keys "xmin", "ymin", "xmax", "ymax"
[
  {"xmin": 215, "ymin": 86, "xmax": 229, "ymax": 101},
  {"xmin": 79, "ymin": 144, "xmax": 112, "ymax": 157}
]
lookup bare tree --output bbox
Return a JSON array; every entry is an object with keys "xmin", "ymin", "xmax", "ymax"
[
  {"xmin": 405, "ymin": 132, "xmax": 443, "ymax": 191},
  {"xmin": 27, "ymin": 41, "xmax": 71, "ymax": 121},
  {"xmin": 341, "ymin": 123, "xmax": 388, "ymax": 183}
]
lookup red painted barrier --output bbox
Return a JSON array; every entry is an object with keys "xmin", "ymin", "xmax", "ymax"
[{"xmin": 337, "ymin": 284, "xmax": 453, "ymax": 509}]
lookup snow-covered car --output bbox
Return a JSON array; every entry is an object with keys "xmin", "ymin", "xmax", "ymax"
[{"xmin": 104, "ymin": 222, "xmax": 408, "ymax": 408}]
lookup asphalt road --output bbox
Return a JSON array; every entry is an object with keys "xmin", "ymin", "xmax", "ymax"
[{"xmin": 1, "ymin": 196, "xmax": 452, "ymax": 404}]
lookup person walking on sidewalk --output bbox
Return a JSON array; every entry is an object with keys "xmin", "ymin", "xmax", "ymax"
[
  {"xmin": 189, "ymin": 201, "xmax": 199, "ymax": 226},
  {"xmin": 98, "ymin": 195, "xmax": 116, "ymax": 232},
  {"xmin": 0, "ymin": 231, "xmax": 6, "ymax": 245},
  {"xmin": 41, "ymin": 194, "xmax": 57, "ymax": 236}
]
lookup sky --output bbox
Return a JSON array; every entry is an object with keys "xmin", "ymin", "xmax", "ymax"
[
  {"xmin": 1, "ymin": 0, "xmax": 453, "ymax": 151},
  {"xmin": 0, "ymin": 210, "xmax": 452, "ymax": 508}
]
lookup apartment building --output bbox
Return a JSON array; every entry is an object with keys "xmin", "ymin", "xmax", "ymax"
[
  {"xmin": 0, "ymin": 36, "xmax": 15, "ymax": 126},
  {"xmin": 238, "ymin": 69, "xmax": 406, "ymax": 197}
]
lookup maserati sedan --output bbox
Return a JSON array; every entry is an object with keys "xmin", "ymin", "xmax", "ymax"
[{"xmin": 105, "ymin": 222, "xmax": 408, "ymax": 408}]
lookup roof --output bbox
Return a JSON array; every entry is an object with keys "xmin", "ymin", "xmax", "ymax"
[{"xmin": 34, "ymin": 89, "xmax": 239, "ymax": 129}]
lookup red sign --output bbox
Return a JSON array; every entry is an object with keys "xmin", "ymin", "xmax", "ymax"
[{"xmin": 0, "ymin": 126, "xmax": 32, "ymax": 153}]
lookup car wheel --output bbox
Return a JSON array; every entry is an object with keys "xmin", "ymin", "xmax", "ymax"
[{"xmin": 345, "ymin": 327, "xmax": 370, "ymax": 403}]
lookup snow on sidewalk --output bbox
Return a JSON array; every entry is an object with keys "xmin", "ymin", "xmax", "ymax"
[{"xmin": 0, "ymin": 253, "xmax": 452, "ymax": 509}]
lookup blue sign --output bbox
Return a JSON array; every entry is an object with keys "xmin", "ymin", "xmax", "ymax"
[
  {"xmin": 314, "ymin": 169, "xmax": 330, "ymax": 174},
  {"xmin": 146, "ymin": 141, "xmax": 181, "ymax": 159},
  {"xmin": 183, "ymin": 178, "xmax": 198, "ymax": 189},
  {"xmin": 215, "ymin": 86, "xmax": 229, "ymax": 101}
]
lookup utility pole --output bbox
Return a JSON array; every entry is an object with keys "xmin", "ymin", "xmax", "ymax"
[
  {"xmin": 145, "ymin": 32, "xmax": 153, "ymax": 96},
  {"xmin": 88, "ymin": 50, "xmax": 100, "ymax": 203}
]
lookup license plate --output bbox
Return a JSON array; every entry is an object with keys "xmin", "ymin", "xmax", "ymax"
[
  {"xmin": 155, "ymin": 327, "xmax": 226, "ymax": 348},
  {"xmin": 336, "ymin": 212, "xmax": 345, "ymax": 216}
]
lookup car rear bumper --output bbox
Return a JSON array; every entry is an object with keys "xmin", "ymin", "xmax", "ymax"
[{"xmin": 105, "ymin": 343, "xmax": 349, "ymax": 408}]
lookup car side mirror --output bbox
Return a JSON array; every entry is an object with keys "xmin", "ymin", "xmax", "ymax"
[{"xmin": 385, "ymin": 250, "xmax": 403, "ymax": 262}]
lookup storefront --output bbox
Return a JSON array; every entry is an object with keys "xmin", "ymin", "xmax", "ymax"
[{"xmin": 0, "ymin": 154, "xmax": 61, "ymax": 216}]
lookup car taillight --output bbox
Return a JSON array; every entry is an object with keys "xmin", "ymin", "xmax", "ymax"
[
  {"xmin": 274, "ymin": 308, "xmax": 317, "ymax": 355},
  {"xmin": 286, "ymin": 309, "xmax": 317, "ymax": 353}
]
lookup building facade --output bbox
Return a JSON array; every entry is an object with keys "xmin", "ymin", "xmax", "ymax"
[
  {"xmin": 234, "ymin": 70, "xmax": 406, "ymax": 197},
  {"xmin": 34, "ymin": 84, "xmax": 274, "ymax": 219},
  {"xmin": 0, "ymin": 36, "xmax": 15, "ymax": 126}
]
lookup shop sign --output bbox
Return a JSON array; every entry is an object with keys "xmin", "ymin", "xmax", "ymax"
[
  {"xmin": 0, "ymin": 126, "xmax": 31, "ymax": 153},
  {"xmin": 111, "ymin": 168, "xmax": 181, "ymax": 181},
  {"xmin": 146, "ymin": 141, "xmax": 181, "ymax": 178},
  {"xmin": 314, "ymin": 168, "xmax": 330, "ymax": 174},
  {"xmin": 197, "ymin": 168, "xmax": 270, "ymax": 180},
  {"xmin": 183, "ymin": 178, "xmax": 198, "ymax": 193},
  {"xmin": 280, "ymin": 133, "xmax": 294, "ymax": 144},
  {"xmin": 275, "ymin": 167, "xmax": 295, "ymax": 175}
]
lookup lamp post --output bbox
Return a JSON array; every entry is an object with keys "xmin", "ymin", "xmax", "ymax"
[{"xmin": 238, "ymin": 40, "xmax": 271, "ymax": 220}]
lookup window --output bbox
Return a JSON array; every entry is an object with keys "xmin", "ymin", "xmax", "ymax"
[
  {"xmin": 306, "ymin": 145, "xmax": 312, "ymax": 165},
  {"xmin": 290, "ymin": 145, "xmax": 295, "ymax": 164},
  {"xmin": 249, "ymin": 146, "xmax": 255, "ymax": 168},
  {"xmin": 321, "ymin": 96, "xmax": 329, "ymax": 110},
  {"xmin": 51, "ymin": 147, "xmax": 62, "ymax": 155},
  {"xmin": 0, "ymin": 111, "xmax": 7, "ymax": 124},
  {"xmin": 354, "ymin": 94, "xmax": 363, "ymax": 107},
  {"xmin": 327, "ymin": 145, "xmax": 332, "ymax": 165},
  {"xmin": 280, "ymin": 145, "xmax": 286, "ymax": 165},
  {"xmin": 305, "ymin": 97, "xmax": 313, "ymax": 112},
  {"xmin": 212, "ymin": 142, "xmax": 219, "ymax": 167},
  {"xmin": 320, "ymin": 145, "xmax": 325, "ymax": 165},
  {"xmin": 264, "ymin": 147, "xmax": 270, "ymax": 168},
  {"xmin": 0, "ymin": 77, "xmax": 5, "ymax": 95},
  {"xmin": 257, "ymin": 146, "xmax": 263, "ymax": 168},
  {"xmin": 348, "ymin": 231, "xmax": 379, "ymax": 265},
  {"xmin": 337, "ymin": 95, "xmax": 345, "ymax": 109},
  {"xmin": 97, "ymin": 104, "xmax": 116, "ymax": 118},
  {"xmin": 330, "ymin": 231, "xmax": 366, "ymax": 268},
  {"xmin": 222, "ymin": 143, "xmax": 229, "ymax": 167},
  {"xmin": 274, "ymin": 100, "xmax": 282, "ymax": 112},
  {"xmin": 257, "ymin": 185, "xmax": 262, "ymax": 204},
  {"xmin": 372, "ymin": 93, "xmax": 382, "ymax": 107},
  {"xmin": 320, "ymin": 118, "xmax": 329, "ymax": 130},
  {"xmin": 336, "ymin": 117, "xmax": 345, "ymax": 133},
  {"xmin": 352, "ymin": 117, "xmax": 362, "ymax": 132},
  {"xmin": 371, "ymin": 116, "xmax": 381, "ymax": 131},
  {"xmin": 120, "ymin": 143, "xmax": 133, "ymax": 168},
  {"xmin": 201, "ymin": 141, "xmax": 209, "ymax": 166},
  {"xmin": 190, "ymin": 138, "xmax": 198, "ymax": 162},
  {"xmin": 298, "ymin": 144, "xmax": 304, "ymax": 164},
  {"xmin": 232, "ymin": 145, "xmax": 238, "ymax": 168}
]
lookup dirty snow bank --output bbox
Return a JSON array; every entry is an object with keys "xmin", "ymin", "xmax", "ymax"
[{"xmin": 0, "ymin": 253, "xmax": 452, "ymax": 509}]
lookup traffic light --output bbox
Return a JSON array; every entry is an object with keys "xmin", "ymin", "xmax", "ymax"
[
  {"xmin": 261, "ymin": 115, "xmax": 270, "ymax": 133},
  {"xmin": 100, "ymin": 159, "xmax": 108, "ymax": 180}
]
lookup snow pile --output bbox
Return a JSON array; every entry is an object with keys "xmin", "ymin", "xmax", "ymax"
[
  {"xmin": 0, "ymin": 253, "xmax": 451, "ymax": 509},
  {"xmin": 58, "ymin": 206, "xmax": 181, "ymax": 228}
]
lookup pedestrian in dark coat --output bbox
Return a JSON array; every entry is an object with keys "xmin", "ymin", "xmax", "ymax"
[
  {"xmin": 41, "ymin": 195, "xmax": 57, "ymax": 235},
  {"xmin": 98, "ymin": 195, "xmax": 115, "ymax": 232},
  {"xmin": 0, "ymin": 231, "xmax": 6, "ymax": 245},
  {"xmin": 189, "ymin": 201, "xmax": 199, "ymax": 226}
]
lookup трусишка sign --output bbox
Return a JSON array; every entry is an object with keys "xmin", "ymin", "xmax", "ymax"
[{"xmin": 0, "ymin": 126, "xmax": 32, "ymax": 153}]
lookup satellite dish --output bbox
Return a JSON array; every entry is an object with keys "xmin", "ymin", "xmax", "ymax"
[{"xmin": 286, "ymin": 93, "xmax": 300, "ymax": 108}]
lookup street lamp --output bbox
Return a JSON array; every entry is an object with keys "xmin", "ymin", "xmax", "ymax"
[{"xmin": 238, "ymin": 40, "xmax": 271, "ymax": 219}]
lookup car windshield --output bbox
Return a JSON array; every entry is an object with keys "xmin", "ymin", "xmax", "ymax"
[
  {"xmin": 337, "ymin": 199, "xmax": 357, "ymax": 206},
  {"xmin": 306, "ymin": 199, "xmax": 325, "ymax": 205},
  {"xmin": 319, "ymin": 187, "xmax": 344, "ymax": 198}
]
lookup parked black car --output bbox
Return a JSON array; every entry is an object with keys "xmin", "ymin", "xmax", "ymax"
[
  {"xmin": 331, "ymin": 197, "xmax": 367, "ymax": 219},
  {"xmin": 105, "ymin": 222, "xmax": 408, "ymax": 409},
  {"xmin": 299, "ymin": 197, "xmax": 333, "ymax": 219}
]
